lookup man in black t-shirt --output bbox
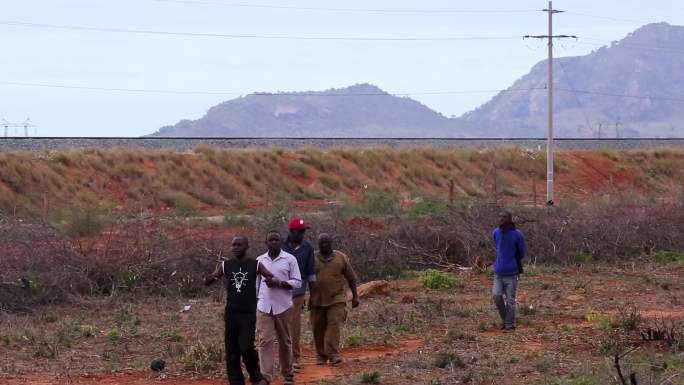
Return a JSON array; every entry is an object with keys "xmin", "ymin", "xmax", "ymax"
[{"xmin": 206, "ymin": 235, "xmax": 273, "ymax": 385}]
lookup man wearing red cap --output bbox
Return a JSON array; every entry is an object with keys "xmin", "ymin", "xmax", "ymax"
[{"xmin": 281, "ymin": 217, "xmax": 316, "ymax": 370}]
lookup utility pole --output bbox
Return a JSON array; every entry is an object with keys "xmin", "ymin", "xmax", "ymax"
[{"xmin": 524, "ymin": 1, "xmax": 576, "ymax": 206}]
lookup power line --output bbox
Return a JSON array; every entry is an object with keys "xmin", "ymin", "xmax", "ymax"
[
  {"xmin": 0, "ymin": 20, "xmax": 521, "ymax": 41},
  {"xmin": 0, "ymin": 80, "xmax": 545, "ymax": 96},
  {"xmin": 5, "ymin": 80, "xmax": 684, "ymax": 103},
  {"xmin": 564, "ymin": 11, "xmax": 651, "ymax": 25},
  {"xmin": 152, "ymin": 0, "xmax": 539, "ymax": 14}
]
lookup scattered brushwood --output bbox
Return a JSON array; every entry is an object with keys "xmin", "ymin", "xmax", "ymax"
[
  {"xmin": 313, "ymin": 201, "xmax": 684, "ymax": 277},
  {"xmin": 3, "ymin": 198, "xmax": 684, "ymax": 309},
  {"xmin": 0, "ymin": 213, "xmax": 225, "ymax": 309},
  {"xmin": 641, "ymin": 317, "xmax": 684, "ymax": 349}
]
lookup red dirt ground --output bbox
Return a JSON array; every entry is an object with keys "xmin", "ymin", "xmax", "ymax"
[{"xmin": 5, "ymin": 340, "xmax": 422, "ymax": 385}]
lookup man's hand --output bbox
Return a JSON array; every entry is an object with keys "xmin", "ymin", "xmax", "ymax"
[
  {"xmin": 265, "ymin": 277, "xmax": 282, "ymax": 288},
  {"xmin": 204, "ymin": 275, "xmax": 218, "ymax": 286},
  {"xmin": 351, "ymin": 297, "xmax": 360, "ymax": 308}
]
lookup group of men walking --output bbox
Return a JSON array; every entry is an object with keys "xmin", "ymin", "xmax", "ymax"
[
  {"xmin": 205, "ymin": 218, "xmax": 359, "ymax": 385},
  {"xmin": 205, "ymin": 211, "xmax": 527, "ymax": 384}
]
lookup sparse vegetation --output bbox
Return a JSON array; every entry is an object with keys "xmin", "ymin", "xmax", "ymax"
[
  {"xmin": 288, "ymin": 160, "xmax": 310, "ymax": 178},
  {"xmin": 425, "ymin": 270, "xmax": 463, "ymax": 290},
  {"xmin": 650, "ymin": 250, "xmax": 684, "ymax": 263},
  {"xmin": 0, "ymin": 148, "xmax": 683, "ymax": 218},
  {"xmin": 346, "ymin": 329, "xmax": 367, "ymax": 347},
  {"xmin": 433, "ymin": 352, "xmax": 466, "ymax": 369},
  {"xmin": 361, "ymin": 371, "xmax": 382, "ymax": 383},
  {"xmin": 181, "ymin": 340, "xmax": 223, "ymax": 372}
]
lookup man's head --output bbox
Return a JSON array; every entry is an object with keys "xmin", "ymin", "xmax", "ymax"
[
  {"xmin": 318, "ymin": 233, "xmax": 333, "ymax": 255},
  {"xmin": 231, "ymin": 235, "xmax": 249, "ymax": 259},
  {"xmin": 288, "ymin": 217, "xmax": 310, "ymax": 244},
  {"xmin": 498, "ymin": 211, "xmax": 513, "ymax": 228},
  {"xmin": 266, "ymin": 230, "xmax": 282, "ymax": 254}
]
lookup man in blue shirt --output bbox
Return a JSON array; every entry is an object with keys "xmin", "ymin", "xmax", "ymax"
[
  {"xmin": 282, "ymin": 217, "xmax": 316, "ymax": 370},
  {"xmin": 492, "ymin": 211, "xmax": 527, "ymax": 332}
]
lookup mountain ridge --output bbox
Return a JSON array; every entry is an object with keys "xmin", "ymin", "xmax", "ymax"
[{"xmin": 151, "ymin": 22, "xmax": 684, "ymax": 138}]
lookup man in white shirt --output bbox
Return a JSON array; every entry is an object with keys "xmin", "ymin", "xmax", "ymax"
[{"xmin": 256, "ymin": 230, "xmax": 302, "ymax": 385}]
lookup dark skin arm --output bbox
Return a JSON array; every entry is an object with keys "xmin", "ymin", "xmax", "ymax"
[
  {"xmin": 265, "ymin": 277, "xmax": 293, "ymax": 289},
  {"xmin": 204, "ymin": 261, "xmax": 224, "ymax": 286},
  {"xmin": 258, "ymin": 263, "xmax": 274, "ymax": 279},
  {"xmin": 349, "ymin": 279, "xmax": 360, "ymax": 308}
]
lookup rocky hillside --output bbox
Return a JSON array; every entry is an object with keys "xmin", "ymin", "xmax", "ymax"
[
  {"xmin": 152, "ymin": 23, "xmax": 684, "ymax": 138},
  {"xmin": 152, "ymin": 84, "xmax": 471, "ymax": 138},
  {"xmin": 461, "ymin": 23, "xmax": 684, "ymax": 138}
]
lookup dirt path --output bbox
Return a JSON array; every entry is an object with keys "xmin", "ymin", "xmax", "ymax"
[{"xmin": 5, "ymin": 340, "xmax": 422, "ymax": 385}]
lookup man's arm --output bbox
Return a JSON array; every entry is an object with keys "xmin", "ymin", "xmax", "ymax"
[
  {"xmin": 343, "ymin": 253, "xmax": 360, "ymax": 308},
  {"xmin": 258, "ymin": 261, "xmax": 274, "ymax": 279},
  {"xmin": 306, "ymin": 246, "xmax": 317, "ymax": 288},
  {"xmin": 265, "ymin": 257, "xmax": 302, "ymax": 289},
  {"xmin": 204, "ymin": 261, "xmax": 224, "ymax": 286},
  {"xmin": 283, "ymin": 257, "xmax": 302, "ymax": 289},
  {"xmin": 348, "ymin": 279, "xmax": 359, "ymax": 308}
]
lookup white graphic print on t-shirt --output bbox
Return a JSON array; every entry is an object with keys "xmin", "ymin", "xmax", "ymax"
[{"xmin": 231, "ymin": 268, "xmax": 248, "ymax": 293}]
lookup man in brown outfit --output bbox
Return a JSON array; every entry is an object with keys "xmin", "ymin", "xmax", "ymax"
[{"xmin": 308, "ymin": 233, "xmax": 359, "ymax": 365}]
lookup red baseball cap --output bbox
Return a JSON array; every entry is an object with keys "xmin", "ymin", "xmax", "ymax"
[{"xmin": 288, "ymin": 218, "xmax": 310, "ymax": 231}]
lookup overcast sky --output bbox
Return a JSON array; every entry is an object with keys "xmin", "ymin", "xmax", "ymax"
[{"xmin": 1, "ymin": 0, "xmax": 682, "ymax": 137}]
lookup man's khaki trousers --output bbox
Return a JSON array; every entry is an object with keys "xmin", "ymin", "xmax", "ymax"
[
  {"xmin": 310, "ymin": 303, "xmax": 346, "ymax": 360},
  {"xmin": 256, "ymin": 308, "xmax": 294, "ymax": 382}
]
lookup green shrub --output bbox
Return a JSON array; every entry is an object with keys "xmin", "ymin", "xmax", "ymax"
[
  {"xmin": 574, "ymin": 252, "xmax": 594, "ymax": 264},
  {"xmin": 362, "ymin": 192, "xmax": 397, "ymax": 216},
  {"xmin": 288, "ymin": 161, "xmax": 310, "ymax": 178},
  {"xmin": 650, "ymin": 250, "xmax": 684, "ymax": 263},
  {"xmin": 223, "ymin": 215, "xmax": 250, "ymax": 227},
  {"xmin": 406, "ymin": 196, "xmax": 449, "ymax": 219},
  {"xmin": 52, "ymin": 205, "xmax": 109, "ymax": 237},
  {"xmin": 616, "ymin": 305, "xmax": 642, "ymax": 331},
  {"xmin": 160, "ymin": 191, "xmax": 196, "ymax": 217},
  {"xmin": 318, "ymin": 175, "xmax": 340, "ymax": 190},
  {"xmin": 446, "ymin": 327, "xmax": 476, "ymax": 342},
  {"xmin": 165, "ymin": 330, "xmax": 184, "ymax": 342},
  {"xmin": 346, "ymin": 330, "xmax": 366, "ymax": 347},
  {"xmin": 425, "ymin": 270, "xmax": 463, "ymax": 290},
  {"xmin": 433, "ymin": 352, "xmax": 466, "ymax": 369},
  {"xmin": 107, "ymin": 329, "xmax": 121, "ymax": 342},
  {"xmin": 585, "ymin": 310, "xmax": 612, "ymax": 331},
  {"xmin": 361, "ymin": 371, "xmax": 381, "ymax": 384}
]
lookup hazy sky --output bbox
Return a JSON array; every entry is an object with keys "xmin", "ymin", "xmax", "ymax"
[{"xmin": 1, "ymin": 0, "xmax": 683, "ymax": 137}]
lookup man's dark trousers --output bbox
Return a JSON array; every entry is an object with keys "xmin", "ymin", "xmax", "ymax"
[{"xmin": 226, "ymin": 311, "xmax": 263, "ymax": 385}]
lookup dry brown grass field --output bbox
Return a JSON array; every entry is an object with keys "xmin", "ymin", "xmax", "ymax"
[
  {"xmin": 0, "ymin": 147, "xmax": 683, "ymax": 217},
  {"xmin": 2, "ymin": 147, "xmax": 684, "ymax": 385}
]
